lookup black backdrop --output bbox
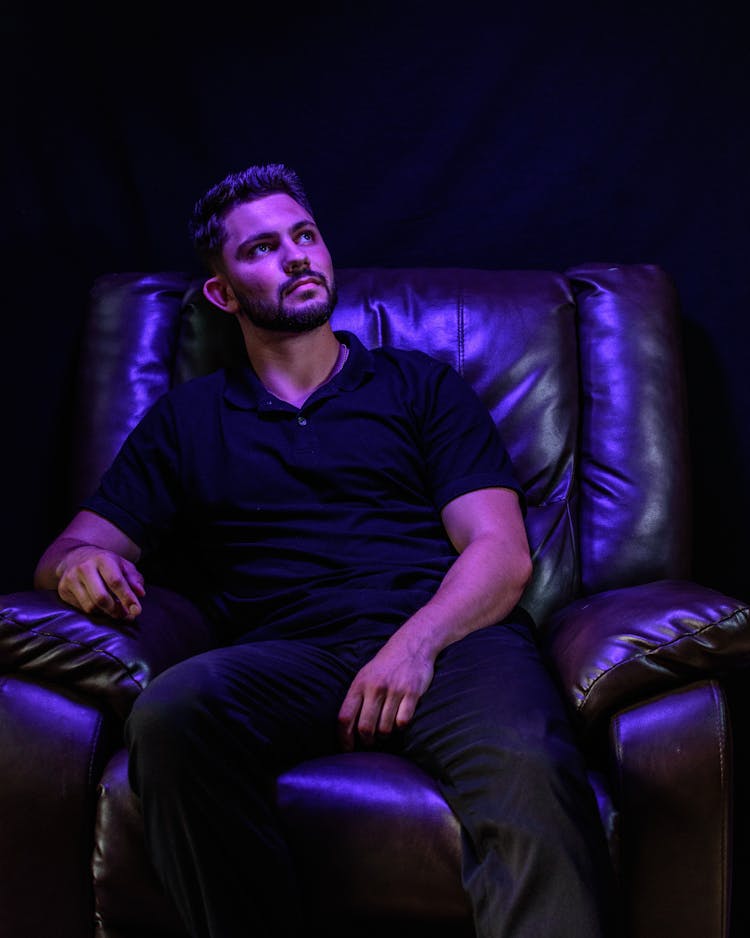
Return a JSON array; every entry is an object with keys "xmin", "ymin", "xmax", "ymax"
[{"xmin": 3, "ymin": 3, "xmax": 748, "ymax": 603}]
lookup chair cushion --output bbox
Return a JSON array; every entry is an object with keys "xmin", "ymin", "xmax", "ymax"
[
  {"xmin": 276, "ymin": 751, "xmax": 468, "ymax": 922},
  {"xmin": 93, "ymin": 747, "xmax": 470, "ymax": 937}
]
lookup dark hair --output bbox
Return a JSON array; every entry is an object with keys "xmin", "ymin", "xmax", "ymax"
[{"xmin": 188, "ymin": 163, "xmax": 314, "ymax": 271}]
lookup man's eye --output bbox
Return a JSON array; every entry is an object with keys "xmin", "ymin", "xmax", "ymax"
[
  {"xmin": 250, "ymin": 243, "xmax": 272, "ymax": 257},
  {"xmin": 297, "ymin": 230, "xmax": 315, "ymax": 245}
]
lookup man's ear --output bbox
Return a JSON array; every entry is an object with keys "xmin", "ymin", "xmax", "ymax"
[{"xmin": 203, "ymin": 276, "xmax": 239, "ymax": 314}]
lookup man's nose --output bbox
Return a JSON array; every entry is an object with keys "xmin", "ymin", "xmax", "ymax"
[{"xmin": 282, "ymin": 246, "xmax": 310, "ymax": 274}]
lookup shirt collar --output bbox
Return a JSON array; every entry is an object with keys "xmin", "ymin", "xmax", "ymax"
[{"xmin": 223, "ymin": 330, "xmax": 375, "ymax": 411}]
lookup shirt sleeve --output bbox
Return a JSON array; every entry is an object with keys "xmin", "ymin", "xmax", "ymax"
[
  {"xmin": 81, "ymin": 394, "xmax": 183, "ymax": 553},
  {"xmin": 417, "ymin": 358, "xmax": 526, "ymax": 514}
]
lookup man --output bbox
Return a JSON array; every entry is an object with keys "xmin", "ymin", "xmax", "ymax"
[{"xmin": 34, "ymin": 164, "xmax": 613, "ymax": 937}]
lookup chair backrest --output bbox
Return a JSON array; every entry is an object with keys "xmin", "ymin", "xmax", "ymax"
[{"xmin": 71, "ymin": 263, "xmax": 691, "ymax": 625}]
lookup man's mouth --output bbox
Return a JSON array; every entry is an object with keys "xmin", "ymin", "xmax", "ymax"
[{"xmin": 283, "ymin": 275, "xmax": 324, "ymax": 297}]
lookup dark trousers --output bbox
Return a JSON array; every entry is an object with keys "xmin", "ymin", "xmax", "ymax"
[{"xmin": 125, "ymin": 618, "xmax": 614, "ymax": 938}]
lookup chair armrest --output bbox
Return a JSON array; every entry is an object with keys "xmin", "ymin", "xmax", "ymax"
[
  {"xmin": 0, "ymin": 586, "xmax": 216, "ymax": 719},
  {"xmin": 544, "ymin": 578, "xmax": 750, "ymax": 736}
]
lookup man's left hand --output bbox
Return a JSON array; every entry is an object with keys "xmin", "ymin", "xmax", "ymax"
[{"xmin": 337, "ymin": 641, "xmax": 435, "ymax": 751}]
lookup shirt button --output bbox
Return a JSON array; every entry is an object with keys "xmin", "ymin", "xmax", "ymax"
[{"xmin": 297, "ymin": 415, "xmax": 308, "ymax": 426}]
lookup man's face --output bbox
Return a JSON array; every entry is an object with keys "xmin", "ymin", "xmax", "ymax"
[{"xmin": 212, "ymin": 193, "xmax": 337, "ymax": 333}]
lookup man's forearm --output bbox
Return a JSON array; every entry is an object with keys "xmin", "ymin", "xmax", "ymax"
[
  {"xmin": 391, "ymin": 532, "xmax": 532, "ymax": 663},
  {"xmin": 336, "ymin": 531, "xmax": 532, "ymax": 749}
]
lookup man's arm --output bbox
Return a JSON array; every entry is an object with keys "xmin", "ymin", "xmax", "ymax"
[
  {"xmin": 337, "ymin": 486, "xmax": 532, "ymax": 750},
  {"xmin": 34, "ymin": 509, "xmax": 145, "ymax": 620}
]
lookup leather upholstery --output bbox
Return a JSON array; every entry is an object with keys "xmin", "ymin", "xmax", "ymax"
[
  {"xmin": 0, "ymin": 586, "xmax": 215, "ymax": 718},
  {"xmin": 0, "ymin": 264, "xmax": 747, "ymax": 938}
]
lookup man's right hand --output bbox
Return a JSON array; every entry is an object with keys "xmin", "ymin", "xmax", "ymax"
[
  {"xmin": 56, "ymin": 545, "xmax": 145, "ymax": 620},
  {"xmin": 34, "ymin": 509, "xmax": 145, "ymax": 620}
]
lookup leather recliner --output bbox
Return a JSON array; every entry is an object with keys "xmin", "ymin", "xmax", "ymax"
[{"xmin": 1, "ymin": 263, "xmax": 749, "ymax": 938}]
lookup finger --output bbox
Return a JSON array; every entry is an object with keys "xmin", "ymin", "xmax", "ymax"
[
  {"xmin": 61, "ymin": 567, "xmax": 121, "ymax": 617},
  {"xmin": 356, "ymin": 692, "xmax": 387, "ymax": 746},
  {"xmin": 97, "ymin": 559, "xmax": 144, "ymax": 618},
  {"xmin": 118, "ymin": 584, "xmax": 144, "ymax": 618},
  {"xmin": 119, "ymin": 564, "xmax": 145, "ymax": 616},
  {"xmin": 117, "ymin": 595, "xmax": 143, "ymax": 619},
  {"xmin": 58, "ymin": 576, "xmax": 103, "ymax": 615},
  {"xmin": 337, "ymin": 692, "xmax": 362, "ymax": 752},
  {"xmin": 376, "ymin": 693, "xmax": 403, "ymax": 737},
  {"xmin": 395, "ymin": 692, "xmax": 419, "ymax": 729},
  {"xmin": 81, "ymin": 569, "xmax": 128, "ymax": 618},
  {"xmin": 67, "ymin": 559, "xmax": 132, "ymax": 619},
  {"xmin": 128, "ymin": 571, "xmax": 146, "ymax": 597},
  {"xmin": 123, "ymin": 560, "xmax": 146, "ymax": 595}
]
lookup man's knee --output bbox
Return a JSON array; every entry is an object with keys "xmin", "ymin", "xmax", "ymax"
[
  {"xmin": 125, "ymin": 655, "xmax": 229, "ymax": 771},
  {"xmin": 455, "ymin": 725, "xmax": 593, "ymax": 825}
]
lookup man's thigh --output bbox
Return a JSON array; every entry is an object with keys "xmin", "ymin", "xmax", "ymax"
[
  {"xmin": 398, "ymin": 618, "xmax": 587, "ymax": 784},
  {"xmin": 128, "ymin": 638, "xmax": 364, "ymax": 769}
]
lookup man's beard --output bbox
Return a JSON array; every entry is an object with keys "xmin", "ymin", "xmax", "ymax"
[{"xmin": 233, "ymin": 273, "xmax": 338, "ymax": 334}]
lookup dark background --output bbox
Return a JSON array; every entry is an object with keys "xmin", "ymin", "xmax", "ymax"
[
  {"xmin": 3, "ymin": 3, "xmax": 750, "ymax": 932},
  {"xmin": 3, "ymin": 2, "xmax": 748, "ymax": 607}
]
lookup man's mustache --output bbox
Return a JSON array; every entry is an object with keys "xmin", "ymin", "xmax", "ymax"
[{"xmin": 280, "ymin": 271, "xmax": 329, "ymax": 298}]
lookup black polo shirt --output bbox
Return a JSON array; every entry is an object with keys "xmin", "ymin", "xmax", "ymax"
[{"xmin": 84, "ymin": 331, "xmax": 524, "ymax": 644}]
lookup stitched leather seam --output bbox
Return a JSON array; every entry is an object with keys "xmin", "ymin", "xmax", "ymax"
[
  {"xmin": 0, "ymin": 619, "xmax": 146, "ymax": 690},
  {"xmin": 456, "ymin": 289, "xmax": 465, "ymax": 375},
  {"xmin": 86, "ymin": 712, "xmax": 105, "ymax": 787},
  {"xmin": 710, "ymin": 681, "xmax": 731, "ymax": 933},
  {"xmin": 580, "ymin": 608, "xmax": 749, "ymax": 707},
  {"xmin": 533, "ymin": 494, "xmax": 573, "ymax": 508}
]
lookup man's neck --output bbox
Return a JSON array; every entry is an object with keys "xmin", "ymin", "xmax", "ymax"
[{"xmin": 241, "ymin": 323, "xmax": 345, "ymax": 408}]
